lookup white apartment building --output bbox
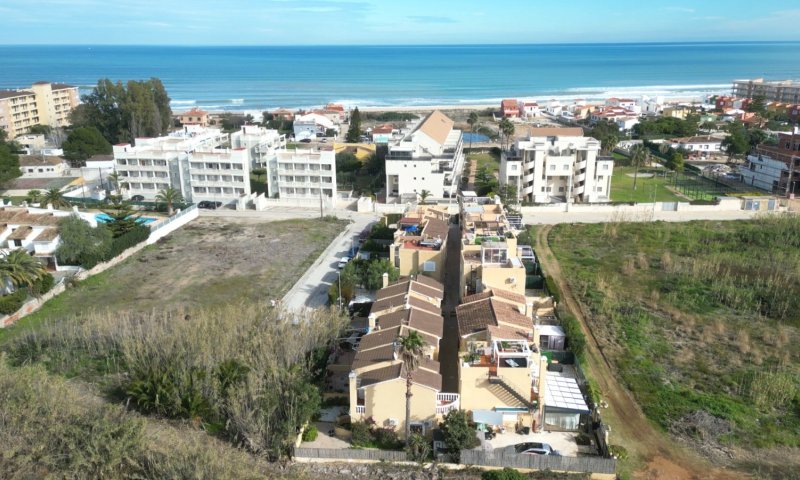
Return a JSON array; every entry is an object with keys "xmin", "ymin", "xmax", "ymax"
[
  {"xmin": 114, "ymin": 126, "xmax": 249, "ymax": 205},
  {"xmin": 500, "ymin": 128, "xmax": 613, "ymax": 204},
  {"xmin": 739, "ymin": 153, "xmax": 789, "ymax": 193},
  {"xmin": 230, "ymin": 125, "xmax": 287, "ymax": 195},
  {"xmin": 385, "ymin": 111, "xmax": 464, "ymax": 202},
  {"xmin": 275, "ymin": 148, "xmax": 337, "ymax": 200}
]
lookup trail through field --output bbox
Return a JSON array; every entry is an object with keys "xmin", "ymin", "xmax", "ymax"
[{"xmin": 534, "ymin": 225, "xmax": 741, "ymax": 480}]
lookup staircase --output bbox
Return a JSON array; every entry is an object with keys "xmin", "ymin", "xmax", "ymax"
[{"xmin": 487, "ymin": 374, "xmax": 534, "ymax": 409}]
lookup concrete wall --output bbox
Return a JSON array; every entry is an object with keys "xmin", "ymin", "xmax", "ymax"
[
  {"xmin": 459, "ymin": 363, "xmax": 531, "ymax": 413},
  {"xmin": 519, "ymin": 197, "xmax": 761, "ymax": 216},
  {"xmin": 361, "ymin": 379, "xmax": 438, "ymax": 438}
]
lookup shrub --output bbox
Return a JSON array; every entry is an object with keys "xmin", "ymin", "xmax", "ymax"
[
  {"xmin": 560, "ymin": 313, "xmax": 586, "ymax": 361},
  {"xmin": 372, "ymin": 427, "xmax": 401, "ymax": 450},
  {"xmin": 544, "ymin": 275, "xmax": 560, "ymax": 302},
  {"xmin": 575, "ymin": 432, "xmax": 592, "ymax": 446},
  {"xmin": 609, "ymin": 444, "xmax": 628, "ymax": 460},
  {"xmin": 351, "ymin": 421, "xmax": 372, "ymax": 447},
  {"xmin": 0, "ymin": 289, "xmax": 27, "ymax": 314},
  {"xmin": 406, "ymin": 433, "xmax": 431, "ymax": 462},
  {"xmin": 302, "ymin": 425, "xmax": 318, "ymax": 442},
  {"xmin": 441, "ymin": 409, "xmax": 480, "ymax": 459},
  {"xmin": 29, "ymin": 272, "xmax": 55, "ymax": 296},
  {"xmin": 482, "ymin": 468, "xmax": 527, "ymax": 480}
]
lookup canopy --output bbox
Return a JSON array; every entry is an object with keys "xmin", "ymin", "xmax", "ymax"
[{"xmin": 472, "ymin": 409, "xmax": 503, "ymax": 426}]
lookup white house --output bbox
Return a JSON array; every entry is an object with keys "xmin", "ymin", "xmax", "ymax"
[
  {"xmin": 384, "ymin": 111, "xmax": 464, "ymax": 202},
  {"xmin": 739, "ymin": 153, "xmax": 789, "ymax": 192},
  {"xmin": 519, "ymin": 101, "xmax": 541, "ymax": 118},
  {"xmin": 500, "ymin": 127, "xmax": 614, "ymax": 204},
  {"xmin": 545, "ymin": 100, "xmax": 563, "ymax": 115},
  {"xmin": 666, "ymin": 136, "xmax": 723, "ymax": 157},
  {"xmin": 590, "ymin": 106, "xmax": 639, "ymax": 131},
  {"xmin": 606, "ymin": 98, "xmax": 641, "ymax": 115},
  {"xmin": 18, "ymin": 155, "xmax": 66, "ymax": 178},
  {"xmin": 293, "ymin": 113, "xmax": 337, "ymax": 140}
]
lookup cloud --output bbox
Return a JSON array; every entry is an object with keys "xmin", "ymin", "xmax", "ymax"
[
  {"xmin": 663, "ymin": 6, "xmax": 696, "ymax": 13},
  {"xmin": 407, "ymin": 15, "xmax": 457, "ymax": 24}
]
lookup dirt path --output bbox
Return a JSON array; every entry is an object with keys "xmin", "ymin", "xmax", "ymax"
[{"xmin": 535, "ymin": 225, "xmax": 741, "ymax": 480}]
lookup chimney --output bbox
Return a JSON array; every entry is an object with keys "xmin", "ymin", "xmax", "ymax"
[
  {"xmin": 382, "ymin": 272, "xmax": 389, "ymax": 288},
  {"xmin": 368, "ymin": 313, "xmax": 377, "ymax": 331}
]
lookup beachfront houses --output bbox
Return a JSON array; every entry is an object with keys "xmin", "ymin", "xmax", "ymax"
[
  {"xmin": 389, "ymin": 206, "xmax": 451, "ymax": 283},
  {"xmin": 499, "ymin": 128, "xmax": 613, "ymax": 204},
  {"xmin": 733, "ymin": 78, "xmax": 800, "ymax": 104},
  {"xmin": 739, "ymin": 131, "xmax": 800, "ymax": 195},
  {"xmin": 348, "ymin": 276, "xmax": 456, "ymax": 439},
  {"xmin": 178, "ymin": 108, "xmax": 210, "ymax": 127},
  {"xmin": 0, "ymin": 81, "xmax": 79, "ymax": 138},
  {"xmin": 385, "ymin": 111, "xmax": 465, "ymax": 202},
  {"xmin": 293, "ymin": 113, "xmax": 338, "ymax": 140}
]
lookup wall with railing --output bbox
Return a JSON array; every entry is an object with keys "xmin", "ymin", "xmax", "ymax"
[{"xmin": 147, "ymin": 204, "xmax": 198, "ymax": 244}]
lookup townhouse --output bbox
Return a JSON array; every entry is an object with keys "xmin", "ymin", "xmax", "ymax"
[
  {"xmin": 385, "ymin": 111, "xmax": 465, "ymax": 201},
  {"xmin": 499, "ymin": 128, "xmax": 613, "ymax": 204},
  {"xmin": 349, "ymin": 276, "xmax": 459, "ymax": 438},
  {"xmin": 18, "ymin": 155, "xmax": 67, "ymax": 177},
  {"xmin": 389, "ymin": 206, "xmax": 451, "ymax": 283},
  {"xmin": 739, "ymin": 132, "xmax": 800, "ymax": 195},
  {"xmin": 0, "ymin": 82, "xmax": 79, "ymax": 138}
]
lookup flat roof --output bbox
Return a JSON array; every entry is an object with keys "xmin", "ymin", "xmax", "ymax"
[{"xmin": 545, "ymin": 375, "xmax": 590, "ymax": 414}]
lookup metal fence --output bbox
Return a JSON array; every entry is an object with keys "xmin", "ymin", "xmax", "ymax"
[
  {"xmin": 294, "ymin": 447, "xmax": 409, "ymax": 462},
  {"xmin": 460, "ymin": 450, "xmax": 616, "ymax": 475}
]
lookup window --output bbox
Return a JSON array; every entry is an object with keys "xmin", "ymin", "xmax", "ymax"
[
  {"xmin": 558, "ymin": 186, "xmax": 565, "ymax": 192},
  {"xmin": 602, "ymin": 164, "xmax": 609, "ymax": 170},
  {"xmin": 563, "ymin": 164, "xmax": 569, "ymax": 170},
  {"xmin": 541, "ymin": 187, "xmax": 546, "ymax": 192},
  {"xmin": 549, "ymin": 165, "xmax": 556, "ymax": 171},
  {"xmin": 423, "ymin": 261, "xmax": 436, "ymax": 272},
  {"xmin": 511, "ymin": 165, "xmax": 517, "ymax": 171},
  {"xmin": 409, "ymin": 423, "xmax": 425, "ymax": 435}
]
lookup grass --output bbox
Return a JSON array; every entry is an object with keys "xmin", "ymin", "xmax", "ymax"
[
  {"xmin": 549, "ymin": 216, "xmax": 800, "ymax": 474},
  {"xmin": 610, "ymin": 166, "xmax": 685, "ymax": 203},
  {"xmin": 0, "ymin": 217, "xmax": 347, "ymax": 344},
  {"xmin": 468, "ymin": 151, "xmax": 500, "ymax": 175}
]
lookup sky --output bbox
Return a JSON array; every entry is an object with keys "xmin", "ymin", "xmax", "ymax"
[{"xmin": 1, "ymin": 0, "xmax": 800, "ymax": 45}]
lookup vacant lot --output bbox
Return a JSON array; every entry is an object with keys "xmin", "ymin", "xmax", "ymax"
[
  {"xmin": 610, "ymin": 166, "xmax": 685, "ymax": 203},
  {"xmin": 549, "ymin": 216, "xmax": 800, "ymax": 478},
  {"xmin": 0, "ymin": 216, "xmax": 347, "ymax": 343}
]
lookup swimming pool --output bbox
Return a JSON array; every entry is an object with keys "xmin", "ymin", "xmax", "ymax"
[
  {"xmin": 95, "ymin": 213, "xmax": 157, "ymax": 225},
  {"xmin": 463, "ymin": 133, "xmax": 490, "ymax": 143}
]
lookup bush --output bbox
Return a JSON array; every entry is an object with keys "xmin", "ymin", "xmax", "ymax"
[
  {"xmin": 609, "ymin": 444, "xmax": 628, "ymax": 460},
  {"xmin": 351, "ymin": 421, "xmax": 372, "ymax": 447},
  {"xmin": 544, "ymin": 275, "xmax": 561, "ymax": 302},
  {"xmin": 560, "ymin": 313, "xmax": 586, "ymax": 362},
  {"xmin": 372, "ymin": 427, "xmax": 401, "ymax": 449},
  {"xmin": 0, "ymin": 289, "xmax": 27, "ymax": 314},
  {"xmin": 29, "ymin": 272, "xmax": 55, "ymax": 296},
  {"xmin": 302, "ymin": 425, "xmax": 318, "ymax": 442},
  {"xmin": 441, "ymin": 409, "xmax": 480, "ymax": 459},
  {"xmin": 108, "ymin": 224, "xmax": 151, "ymax": 258},
  {"xmin": 482, "ymin": 468, "xmax": 527, "ymax": 480},
  {"xmin": 575, "ymin": 432, "xmax": 592, "ymax": 446}
]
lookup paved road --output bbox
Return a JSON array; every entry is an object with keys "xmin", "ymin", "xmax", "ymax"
[
  {"xmin": 281, "ymin": 212, "xmax": 379, "ymax": 311},
  {"xmin": 523, "ymin": 208, "xmax": 774, "ymax": 225}
]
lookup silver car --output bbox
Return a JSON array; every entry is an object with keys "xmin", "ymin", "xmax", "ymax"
[{"xmin": 513, "ymin": 442, "xmax": 560, "ymax": 456}]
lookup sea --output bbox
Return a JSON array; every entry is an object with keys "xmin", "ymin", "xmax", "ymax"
[{"xmin": 2, "ymin": 42, "xmax": 800, "ymax": 112}]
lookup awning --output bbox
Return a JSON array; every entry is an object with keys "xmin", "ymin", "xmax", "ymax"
[
  {"xmin": 472, "ymin": 409, "xmax": 503, "ymax": 426},
  {"xmin": 538, "ymin": 324, "xmax": 565, "ymax": 337}
]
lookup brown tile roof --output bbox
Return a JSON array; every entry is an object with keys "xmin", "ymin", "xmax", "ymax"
[
  {"xmin": 33, "ymin": 227, "xmax": 59, "ymax": 242},
  {"xmin": 408, "ymin": 296, "xmax": 441, "ymax": 315},
  {"xmin": 375, "ymin": 281, "xmax": 411, "ymax": 301},
  {"xmin": 420, "ymin": 357, "xmax": 440, "ymax": 373},
  {"xmin": 457, "ymin": 298, "xmax": 532, "ymax": 337},
  {"xmin": 417, "ymin": 110, "xmax": 454, "ymax": 146},
  {"xmin": 352, "ymin": 344, "xmax": 396, "ymax": 369},
  {"xmin": 413, "ymin": 274, "xmax": 444, "ymax": 292},
  {"xmin": 462, "ymin": 291, "xmax": 492, "ymax": 304},
  {"xmin": 0, "ymin": 90, "xmax": 34, "ymax": 100},
  {"xmin": 358, "ymin": 363, "xmax": 442, "ymax": 391},
  {"xmin": 7, "ymin": 226, "xmax": 33, "ymax": 241},
  {"xmin": 370, "ymin": 293, "xmax": 407, "ymax": 316},
  {"xmin": 372, "ymin": 124, "xmax": 394, "ymax": 134},
  {"xmin": 376, "ymin": 308, "xmax": 443, "ymax": 339},
  {"xmin": 492, "ymin": 300, "xmax": 532, "ymax": 329},
  {"xmin": 487, "ymin": 324, "xmax": 530, "ymax": 341},
  {"xmin": 18, "ymin": 155, "xmax": 64, "ymax": 167},
  {"xmin": 374, "ymin": 279, "xmax": 443, "ymax": 307},
  {"xmin": 422, "ymin": 218, "xmax": 449, "ymax": 241},
  {"xmin": 410, "ymin": 281, "xmax": 443, "ymax": 302},
  {"xmin": 405, "ymin": 365, "xmax": 442, "ymax": 391},
  {"xmin": 359, "ymin": 325, "xmax": 439, "ymax": 353},
  {"xmin": 0, "ymin": 210, "xmax": 61, "ymax": 227},
  {"xmin": 528, "ymin": 127, "xmax": 584, "ymax": 137},
  {"xmin": 490, "ymin": 288, "xmax": 527, "ymax": 305}
]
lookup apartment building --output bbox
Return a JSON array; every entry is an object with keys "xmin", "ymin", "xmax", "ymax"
[
  {"xmin": 389, "ymin": 206, "xmax": 450, "ymax": 283},
  {"xmin": 230, "ymin": 125, "xmax": 287, "ymax": 195},
  {"xmin": 733, "ymin": 78, "xmax": 800, "ymax": 104},
  {"xmin": 385, "ymin": 111, "xmax": 465, "ymax": 202},
  {"xmin": 274, "ymin": 148, "xmax": 336, "ymax": 200},
  {"xmin": 114, "ymin": 126, "xmax": 249, "ymax": 204},
  {"xmin": 0, "ymin": 82, "xmax": 79, "ymax": 138},
  {"xmin": 459, "ymin": 199, "xmax": 527, "ymax": 300},
  {"xmin": 739, "ymin": 132, "xmax": 800, "ymax": 195},
  {"xmin": 348, "ymin": 277, "xmax": 457, "ymax": 438},
  {"xmin": 500, "ymin": 128, "xmax": 613, "ymax": 204}
]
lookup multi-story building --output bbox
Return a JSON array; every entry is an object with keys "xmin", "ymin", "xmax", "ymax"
[
  {"xmin": 348, "ymin": 276, "xmax": 457, "ymax": 439},
  {"xmin": 274, "ymin": 148, "xmax": 336, "ymax": 200},
  {"xmin": 459, "ymin": 198, "xmax": 527, "ymax": 300},
  {"xmin": 501, "ymin": 99, "xmax": 520, "ymax": 118},
  {"xmin": 178, "ymin": 108, "xmax": 209, "ymax": 127},
  {"xmin": 114, "ymin": 126, "xmax": 249, "ymax": 204},
  {"xmin": 385, "ymin": 111, "xmax": 464, "ymax": 202},
  {"xmin": 739, "ymin": 132, "xmax": 800, "ymax": 195},
  {"xmin": 500, "ymin": 128, "xmax": 613, "ymax": 204},
  {"xmin": 0, "ymin": 82, "xmax": 79, "ymax": 137},
  {"xmin": 389, "ymin": 206, "xmax": 450, "ymax": 283},
  {"xmin": 230, "ymin": 125, "xmax": 287, "ymax": 195},
  {"xmin": 733, "ymin": 78, "xmax": 800, "ymax": 104}
]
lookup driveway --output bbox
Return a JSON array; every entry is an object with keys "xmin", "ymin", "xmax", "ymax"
[{"xmin": 282, "ymin": 213, "xmax": 379, "ymax": 311}]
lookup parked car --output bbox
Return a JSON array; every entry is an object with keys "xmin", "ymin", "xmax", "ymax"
[
  {"xmin": 130, "ymin": 195, "xmax": 145, "ymax": 201},
  {"xmin": 300, "ymin": 138, "xmax": 312, "ymax": 143},
  {"xmin": 198, "ymin": 200, "xmax": 223, "ymax": 209},
  {"xmin": 338, "ymin": 256, "xmax": 350, "ymax": 269},
  {"xmin": 513, "ymin": 442, "xmax": 560, "ymax": 456}
]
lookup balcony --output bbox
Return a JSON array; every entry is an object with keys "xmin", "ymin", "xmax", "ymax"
[
  {"xmin": 355, "ymin": 405, "xmax": 366, "ymax": 414},
  {"xmin": 436, "ymin": 393, "xmax": 460, "ymax": 414}
]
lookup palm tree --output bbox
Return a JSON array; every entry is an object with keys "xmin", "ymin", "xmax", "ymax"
[
  {"xmin": 42, "ymin": 188, "xmax": 70, "ymax": 209},
  {"xmin": 397, "ymin": 331, "xmax": 426, "ymax": 445},
  {"xmin": 499, "ymin": 117, "xmax": 515, "ymax": 152},
  {"xmin": 630, "ymin": 144, "xmax": 649, "ymax": 192},
  {"xmin": 418, "ymin": 189, "xmax": 431, "ymax": 204},
  {"xmin": 26, "ymin": 189, "xmax": 42, "ymax": 204},
  {"xmin": 156, "ymin": 187, "xmax": 184, "ymax": 216},
  {"xmin": 0, "ymin": 249, "xmax": 46, "ymax": 293},
  {"xmin": 467, "ymin": 111, "xmax": 479, "ymax": 152}
]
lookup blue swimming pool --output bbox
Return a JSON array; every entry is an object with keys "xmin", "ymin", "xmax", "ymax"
[
  {"xmin": 95, "ymin": 213, "xmax": 157, "ymax": 225},
  {"xmin": 463, "ymin": 133, "xmax": 490, "ymax": 143}
]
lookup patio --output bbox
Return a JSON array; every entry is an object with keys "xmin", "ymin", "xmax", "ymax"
[{"xmin": 479, "ymin": 429, "xmax": 583, "ymax": 457}]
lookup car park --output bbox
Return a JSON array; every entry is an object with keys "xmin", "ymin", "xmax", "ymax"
[{"xmin": 198, "ymin": 200, "xmax": 223, "ymax": 209}]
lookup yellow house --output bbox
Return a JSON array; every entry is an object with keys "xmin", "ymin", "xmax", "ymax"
[
  {"xmin": 390, "ymin": 215, "xmax": 450, "ymax": 283},
  {"xmin": 456, "ymin": 289, "xmax": 548, "ymax": 431}
]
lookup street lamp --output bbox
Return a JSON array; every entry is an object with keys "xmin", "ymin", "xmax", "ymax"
[{"xmin": 337, "ymin": 270, "xmax": 343, "ymax": 310}]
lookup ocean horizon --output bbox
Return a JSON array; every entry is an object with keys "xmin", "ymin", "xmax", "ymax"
[{"xmin": 2, "ymin": 42, "xmax": 800, "ymax": 112}]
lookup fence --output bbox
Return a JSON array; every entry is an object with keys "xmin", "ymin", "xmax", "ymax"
[
  {"xmin": 147, "ymin": 204, "xmax": 199, "ymax": 244},
  {"xmin": 294, "ymin": 448, "xmax": 409, "ymax": 462},
  {"xmin": 459, "ymin": 449, "xmax": 616, "ymax": 475}
]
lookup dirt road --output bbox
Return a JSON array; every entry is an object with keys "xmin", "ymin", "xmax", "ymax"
[{"xmin": 535, "ymin": 225, "xmax": 740, "ymax": 480}]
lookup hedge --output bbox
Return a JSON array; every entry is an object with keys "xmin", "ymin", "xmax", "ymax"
[
  {"xmin": 76, "ymin": 225, "xmax": 151, "ymax": 269},
  {"xmin": 0, "ymin": 289, "xmax": 27, "ymax": 315},
  {"xmin": 30, "ymin": 273, "xmax": 55, "ymax": 297},
  {"xmin": 544, "ymin": 275, "xmax": 561, "ymax": 302}
]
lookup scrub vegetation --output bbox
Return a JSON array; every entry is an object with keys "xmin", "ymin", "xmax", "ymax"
[{"xmin": 549, "ymin": 215, "xmax": 800, "ymax": 476}]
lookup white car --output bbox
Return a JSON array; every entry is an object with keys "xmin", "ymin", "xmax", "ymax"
[{"xmin": 338, "ymin": 257, "xmax": 350, "ymax": 269}]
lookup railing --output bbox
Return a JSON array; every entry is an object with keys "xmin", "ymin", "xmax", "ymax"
[
  {"xmin": 459, "ymin": 450, "xmax": 615, "ymax": 475},
  {"xmin": 436, "ymin": 393, "xmax": 460, "ymax": 414},
  {"xmin": 149, "ymin": 203, "xmax": 198, "ymax": 233},
  {"xmin": 355, "ymin": 405, "xmax": 366, "ymax": 414}
]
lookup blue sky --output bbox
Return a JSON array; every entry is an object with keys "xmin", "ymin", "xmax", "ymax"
[{"xmin": 1, "ymin": 0, "xmax": 800, "ymax": 45}]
